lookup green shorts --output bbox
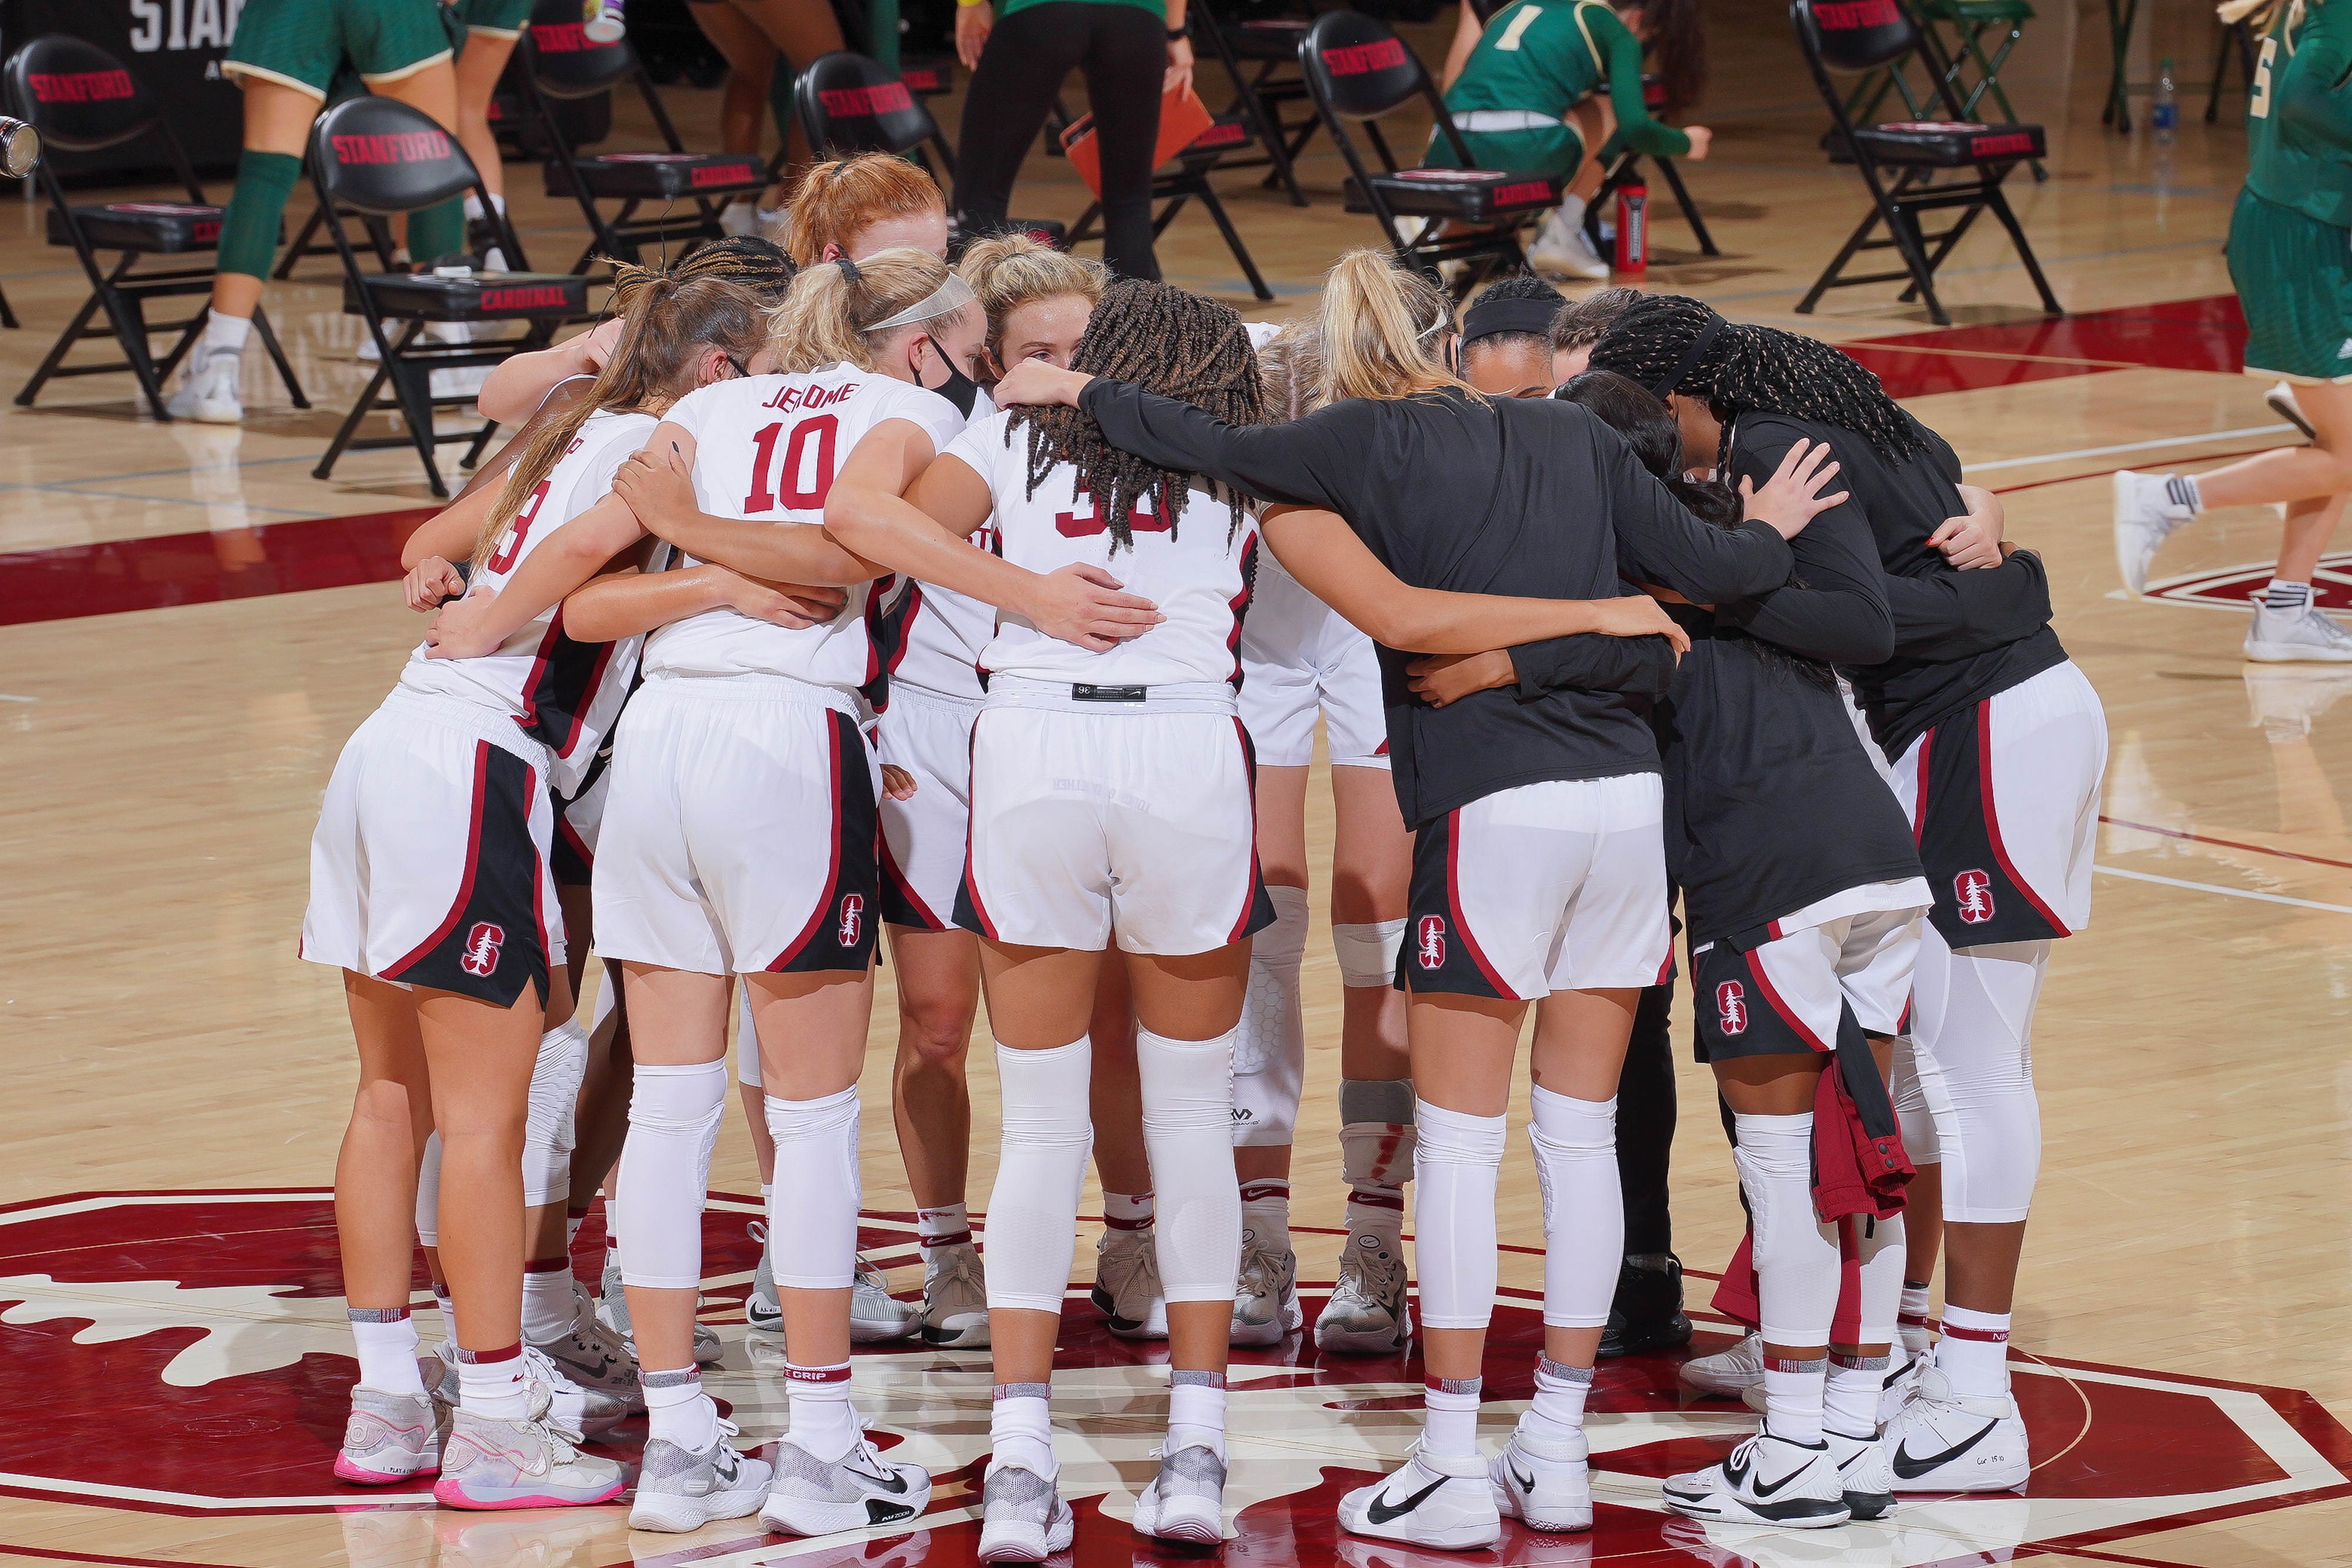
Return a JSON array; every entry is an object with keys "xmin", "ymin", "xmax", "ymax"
[
  {"xmin": 224, "ymin": 0, "xmax": 455, "ymax": 99},
  {"xmin": 1423, "ymin": 120, "xmax": 1583, "ymax": 180},
  {"xmin": 459, "ymin": 0, "xmax": 536, "ymax": 40},
  {"xmin": 2229, "ymin": 186, "xmax": 2352, "ymax": 384}
]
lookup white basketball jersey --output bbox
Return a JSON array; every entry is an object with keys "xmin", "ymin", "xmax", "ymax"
[
  {"xmin": 398, "ymin": 408, "xmax": 654, "ymax": 791},
  {"xmin": 640, "ymin": 366, "xmax": 964, "ymax": 690},
  {"xmin": 870, "ymin": 389, "xmax": 997, "ymax": 701},
  {"xmin": 942, "ymin": 409, "xmax": 1258, "ymax": 688}
]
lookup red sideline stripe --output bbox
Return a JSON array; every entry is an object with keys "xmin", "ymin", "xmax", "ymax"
[
  {"xmin": 0, "ymin": 507, "xmax": 433, "ymax": 627},
  {"xmin": 2100, "ymin": 814, "xmax": 2352, "ymax": 871}
]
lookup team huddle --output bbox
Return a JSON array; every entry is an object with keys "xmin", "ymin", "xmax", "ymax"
[{"xmin": 300, "ymin": 151, "xmax": 2106, "ymax": 1550}]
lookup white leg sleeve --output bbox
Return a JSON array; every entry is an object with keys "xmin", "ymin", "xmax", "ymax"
[
  {"xmin": 1890, "ymin": 1032, "xmax": 1939, "ymax": 1166},
  {"xmin": 616, "ymin": 1059, "xmax": 727, "ymax": 1290},
  {"xmin": 1411, "ymin": 1099, "xmax": 1506, "ymax": 1330},
  {"xmin": 1233, "ymin": 887, "xmax": 1308, "ymax": 1148},
  {"xmin": 1529, "ymin": 1086, "xmax": 1622, "ymax": 1330},
  {"xmin": 1850, "ymin": 1212, "xmax": 1906, "ymax": 1347},
  {"xmin": 415, "ymin": 1132, "xmax": 441, "ymax": 1248},
  {"xmin": 1912, "ymin": 932, "xmax": 2049, "ymax": 1223},
  {"xmin": 985, "ymin": 1037, "xmax": 1093, "ymax": 1313},
  {"xmin": 735, "ymin": 986, "xmax": 761, "ymax": 1089},
  {"xmin": 1138, "ymin": 1026, "xmax": 1242, "ymax": 1304},
  {"xmin": 764, "ymin": 1085, "xmax": 861, "ymax": 1290},
  {"xmin": 1332, "ymin": 918, "xmax": 1406, "ymax": 989},
  {"xmin": 1734, "ymin": 1112, "xmax": 1839, "ymax": 1348},
  {"xmin": 522, "ymin": 1020, "xmax": 590, "ymax": 1208}
]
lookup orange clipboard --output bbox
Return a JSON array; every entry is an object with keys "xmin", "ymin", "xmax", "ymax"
[{"xmin": 1059, "ymin": 81, "xmax": 1217, "ymax": 196}]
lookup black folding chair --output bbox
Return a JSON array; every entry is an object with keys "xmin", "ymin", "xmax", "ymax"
[
  {"xmin": 306, "ymin": 95, "xmax": 590, "ymax": 496},
  {"xmin": 517, "ymin": 0, "xmax": 769, "ymax": 275},
  {"xmin": 1583, "ymin": 75, "xmax": 1719, "ymax": 256},
  {"xmin": 1298, "ymin": 12, "xmax": 1564, "ymax": 298},
  {"xmin": 4, "ymin": 36, "xmax": 306, "ymax": 421},
  {"xmin": 1792, "ymin": 0, "xmax": 2058, "ymax": 326},
  {"xmin": 1065, "ymin": 112, "xmax": 1274, "ymax": 301},
  {"xmin": 1194, "ymin": 3, "xmax": 1315, "ymax": 206},
  {"xmin": 791, "ymin": 51, "xmax": 1066, "ymax": 255}
]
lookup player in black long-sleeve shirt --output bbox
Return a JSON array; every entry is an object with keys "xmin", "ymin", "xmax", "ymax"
[
  {"xmin": 991, "ymin": 251, "xmax": 1852, "ymax": 1549},
  {"xmin": 1589, "ymin": 297, "xmax": 2109, "ymax": 1499}
]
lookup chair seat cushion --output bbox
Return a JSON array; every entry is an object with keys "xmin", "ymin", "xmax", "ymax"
[
  {"xmin": 1348, "ymin": 168, "xmax": 1563, "ymax": 221},
  {"xmin": 545, "ymin": 152, "xmax": 767, "ymax": 199},
  {"xmin": 346, "ymin": 270, "xmax": 589, "ymax": 320},
  {"xmin": 49, "ymin": 201, "xmax": 255, "ymax": 253},
  {"xmin": 1859, "ymin": 121, "xmax": 2045, "ymax": 165}
]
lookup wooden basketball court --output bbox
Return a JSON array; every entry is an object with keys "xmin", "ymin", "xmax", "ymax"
[{"xmin": 2, "ymin": 5, "xmax": 2347, "ymax": 1564}]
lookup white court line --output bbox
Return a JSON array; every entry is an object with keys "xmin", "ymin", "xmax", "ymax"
[
  {"xmin": 2096, "ymin": 863, "xmax": 2352, "ymax": 914},
  {"xmin": 1962, "ymin": 423, "xmax": 2294, "ymax": 474},
  {"xmin": 0, "ymin": 693, "xmax": 33, "ymax": 702}
]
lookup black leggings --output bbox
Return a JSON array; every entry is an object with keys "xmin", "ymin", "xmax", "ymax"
[
  {"xmin": 955, "ymin": 1, "xmax": 1165, "ymax": 280},
  {"xmin": 1616, "ymin": 981, "xmax": 1677, "ymax": 1255}
]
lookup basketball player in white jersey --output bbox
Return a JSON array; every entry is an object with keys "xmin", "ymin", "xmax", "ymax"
[{"xmin": 304, "ymin": 270, "xmax": 776, "ymax": 1512}]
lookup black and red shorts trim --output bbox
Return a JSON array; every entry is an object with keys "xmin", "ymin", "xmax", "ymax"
[
  {"xmin": 1912, "ymin": 700, "xmax": 2069, "ymax": 948},
  {"xmin": 764, "ymin": 708, "xmax": 881, "ymax": 975},
  {"xmin": 1227, "ymin": 715, "xmax": 1278, "ymax": 944},
  {"xmin": 1690, "ymin": 940, "xmax": 1830, "ymax": 1064},
  {"xmin": 1395, "ymin": 807, "xmax": 1512, "ymax": 999},
  {"xmin": 383, "ymin": 740, "xmax": 552, "ymax": 1008}
]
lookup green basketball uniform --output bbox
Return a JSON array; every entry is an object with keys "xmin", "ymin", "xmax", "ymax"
[
  {"xmin": 2235, "ymin": 0, "xmax": 2352, "ymax": 380},
  {"xmin": 1432, "ymin": 0, "xmax": 1688, "ymax": 165},
  {"xmin": 459, "ymin": 0, "xmax": 537, "ymax": 39},
  {"xmin": 225, "ymin": 0, "xmax": 456, "ymax": 99}
]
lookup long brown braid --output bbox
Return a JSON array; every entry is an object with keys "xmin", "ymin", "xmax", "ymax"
[{"xmin": 1004, "ymin": 280, "xmax": 1264, "ymax": 553}]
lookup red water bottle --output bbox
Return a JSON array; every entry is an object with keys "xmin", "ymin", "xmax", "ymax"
[{"xmin": 1613, "ymin": 182, "xmax": 1648, "ymax": 274}]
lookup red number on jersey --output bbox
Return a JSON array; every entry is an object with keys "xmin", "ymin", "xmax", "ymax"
[
  {"xmin": 483, "ymin": 479, "xmax": 552, "ymax": 574},
  {"xmin": 742, "ymin": 413, "xmax": 841, "ymax": 514},
  {"xmin": 1053, "ymin": 493, "xmax": 1166, "ymax": 538}
]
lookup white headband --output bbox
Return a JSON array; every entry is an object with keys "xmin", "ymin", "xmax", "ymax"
[{"xmin": 866, "ymin": 273, "xmax": 977, "ymax": 335}]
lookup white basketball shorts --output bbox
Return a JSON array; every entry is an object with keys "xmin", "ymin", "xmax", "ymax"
[
  {"xmin": 1238, "ymin": 555, "xmax": 1389, "ymax": 770},
  {"xmin": 877, "ymin": 682, "xmax": 980, "ymax": 932},
  {"xmin": 1690, "ymin": 882, "xmax": 1931, "ymax": 1062},
  {"xmin": 551, "ymin": 751, "xmax": 612, "ymax": 888}
]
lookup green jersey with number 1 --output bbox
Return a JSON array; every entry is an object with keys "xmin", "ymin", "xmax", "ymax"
[{"xmin": 2247, "ymin": 0, "xmax": 2352, "ymax": 226}]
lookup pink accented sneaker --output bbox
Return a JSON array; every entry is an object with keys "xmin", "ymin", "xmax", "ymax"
[
  {"xmin": 335, "ymin": 1385, "xmax": 443, "ymax": 1485},
  {"xmin": 431, "ymin": 1389, "xmax": 624, "ymax": 1510}
]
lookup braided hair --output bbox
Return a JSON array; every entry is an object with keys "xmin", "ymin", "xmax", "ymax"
[
  {"xmin": 1586, "ymin": 293, "xmax": 1924, "ymax": 470},
  {"xmin": 1005, "ymin": 280, "xmax": 1263, "ymax": 553}
]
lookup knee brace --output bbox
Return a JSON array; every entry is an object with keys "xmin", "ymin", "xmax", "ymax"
[
  {"xmin": 1333, "ymin": 918, "xmax": 1406, "ymax": 989},
  {"xmin": 1529, "ymin": 1086, "xmax": 1622, "ymax": 1330},
  {"xmin": 764, "ymin": 1085, "xmax": 861, "ymax": 1290},
  {"xmin": 1733, "ymin": 1112, "xmax": 1840, "ymax": 1348},
  {"xmin": 1915, "ymin": 940, "xmax": 2049, "ymax": 1222},
  {"xmin": 616, "ymin": 1059, "xmax": 727, "ymax": 1289},
  {"xmin": 986, "ymin": 1037, "xmax": 1093, "ymax": 1312},
  {"xmin": 1138, "ymin": 1027, "xmax": 1241, "ymax": 1304},
  {"xmin": 734, "ymin": 986, "xmax": 761, "ymax": 1089},
  {"xmin": 1412, "ymin": 1099, "xmax": 1506, "ymax": 1330},
  {"xmin": 1233, "ymin": 887, "xmax": 1308, "ymax": 1147},
  {"xmin": 216, "ymin": 149, "xmax": 301, "ymax": 281},
  {"xmin": 415, "ymin": 1131, "xmax": 442, "ymax": 1248},
  {"xmin": 522, "ymin": 1020, "xmax": 590, "ymax": 1208}
]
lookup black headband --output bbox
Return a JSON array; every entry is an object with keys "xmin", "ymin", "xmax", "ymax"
[
  {"xmin": 1460, "ymin": 296, "xmax": 1563, "ymax": 348},
  {"xmin": 1642, "ymin": 310, "xmax": 1725, "ymax": 399},
  {"xmin": 836, "ymin": 255, "xmax": 863, "ymax": 283}
]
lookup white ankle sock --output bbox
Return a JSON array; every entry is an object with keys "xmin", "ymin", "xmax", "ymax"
[
  {"xmin": 1422, "ymin": 1375, "xmax": 1481, "ymax": 1459},
  {"xmin": 202, "ymin": 312, "xmax": 250, "ymax": 357},
  {"xmin": 455, "ymin": 1343, "xmax": 529, "ymax": 1420},
  {"xmin": 787, "ymin": 1360, "xmax": 859, "ymax": 1461},
  {"xmin": 348, "ymin": 1308, "xmax": 425, "ymax": 1395},
  {"xmin": 1762, "ymin": 1353, "xmax": 1827, "ymax": 1445},
  {"xmin": 430, "ymin": 1283, "xmax": 455, "ymax": 1347},
  {"xmin": 1103, "ymin": 1189, "xmax": 1154, "ymax": 1228},
  {"xmin": 1825, "ymin": 1352, "xmax": 1885, "ymax": 1437},
  {"xmin": 918, "ymin": 1201, "xmax": 972, "ymax": 1251},
  {"xmin": 1168, "ymin": 1369, "xmax": 1227, "ymax": 1459},
  {"xmin": 991, "ymin": 1382, "xmax": 1055, "ymax": 1476},
  {"xmin": 2266, "ymin": 579, "xmax": 2314, "ymax": 612},
  {"xmin": 1523, "ymin": 1353, "xmax": 1591, "ymax": 1443},
  {"xmin": 644, "ymin": 1366, "xmax": 719, "ymax": 1450},
  {"xmin": 521, "ymin": 1258, "xmax": 573, "ymax": 1343},
  {"xmin": 1937, "ymin": 1305, "xmax": 2012, "ymax": 1397},
  {"xmin": 1240, "ymin": 1178, "xmax": 1291, "ymax": 1256}
]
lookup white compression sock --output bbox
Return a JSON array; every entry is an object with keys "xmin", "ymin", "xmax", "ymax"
[
  {"xmin": 764, "ymin": 1086, "xmax": 861, "ymax": 1290},
  {"xmin": 1762, "ymin": 1353, "xmax": 1828, "ymax": 1445},
  {"xmin": 414, "ymin": 1131, "xmax": 442, "ymax": 1248},
  {"xmin": 1524, "ymin": 1353, "xmax": 1592, "ymax": 1443},
  {"xmin": 991, "ymin": 1380, "xmax": 1055, "ymax": 1477},
  {"xmin": 985, "ymin": 1038, "xmax": 1092, "ymax": 1312},
  {"xmin": 1528, "ymin": 1086, "xmax": 1622, "ymax": 1330},
  {"xmin": 616, "ymin": 1059, "xmax": 727, "ymax": 1289},
  {"xmin": 1168, "ymin": 1369, "xmax": 1228, "ymax": 1460},
  {"xmin": 1852, "ymin": 1212, "xmax": 1906, "ymax": 1350},
  {"xmin": 1825, "ymin": 1353, "xmax": 1886, "ymax": 1438},
  {"xmin": 1735, "ymin": 1112, "xmax": 1838, "ymax": 1445},
  {"xmin": 1240, "ymin": 1178, "xmax": 1291, "ymax": 1257},
  {"xmin": 201, "ymin": 312, "xmax": 250, "ymax": 357},
  {"xmin": 1937, "ymin": 1305, "xmax": 2012, "ymax": 1398},
  {"xmin": 523, "ymin": 1020, "xmax": 589, "ymax": 1209},
  {"xmin": 455, "ymin": 1342, "xmax": 529, "ymax": 1421},
  {"xmin": 644, "ymin": 1365, "xmax": 720, "ymax": 1451},
  {"xmin": 1234, "ymin": 885, "xmax": 1308, "ymax": 1146},
  {"xmin": 521, "ymin": 1257, "xmax": 574, "ymax": 1343},
  {"xmin": 2266, "ymin": 579, "xmax": 2316, "ymax": 613},
  {"xmin": 1423, "ymin": 1375, "xmax": 1481, "ymax": 1459},
  {"xmin": 1138, "ymin": 1027, "xmax": 1242, "ymax": 1305},
  {"xmin": 348, "ymin": 1308, "xmax": 426, "ymax": 1396},
  {"xmin": 787, "ymin": 1360, "xmax": 860, "ymax": 1462},
  {"xmin": 917, "ymin": 1201, "xmax": 971, "ymax": 1252},
  {"xmin": 430, "ymin": 1283, "xmax": 454, "ymax": 1348},
  {"xmin": 1412, "ymin": 1100, "xmax": 1506, "ymax": 1330}
]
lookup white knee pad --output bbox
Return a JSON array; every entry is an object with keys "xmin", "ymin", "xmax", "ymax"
[
  {"xmin": 1411, "ymin": 1099, "xmax": 1506, "ymax": 1330},
  {"xmin": 1890, "ymin": 1032, "xmax": 1939, "ymax": 1166},
  {"xmin": 1234, "ymin": 887, "xmax": 1308, "ymax": 1148},
  {"xmin": 1333, "ymin": 918, "xmax": 1406, "ymax": 989},
  {"xmin": 1139, "ymin": 1027, "xmax": 1242, "ymax": 1303},
  {"xmin": 1912, "ymin": 937, "xmax": 2049, "ymax": 1223},
  {"xmin": 616, "ymin": 1059, "xmax": 727, "ymax": 1290},
  {"xmin": 522, "ymin": 1020, "xmax": 590, "ymax": 1208},
  {"xmin": 1733, "ymin": 1112, "xmax": 1840, "ymax": 1348},
  {"xmin": 735, "ymin": 986, "xmax": 761, "ymax": 1090},
  {"xmin": 1529, "ymin": 1086, "xmax": 1622, "ymax": 1330},
  {"xmin": 1849, "ymin": 1212, "xmax": 1905, "ymax": 1348},
  {"xmin": 764, "ymin": 1085, "xmax": 861, "ymax": 1290},
  {"xmin": 415, "ymin": 1132, "xmax": 442, "ymax": 1248},
  {"xmin": 987, "ymin": 1037, "xmax": 1093, "ymax": 1313}
]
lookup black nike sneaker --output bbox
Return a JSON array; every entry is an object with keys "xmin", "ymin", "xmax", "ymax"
[
  {"xmin": 1879, "ymin": 1361, "xmax": 2029, "ymax": 1492},
  {"xmin": 1336, "ymin": 1444, "xmax": 1499, "ymax": 1549},
  {"xmin": 1596, "ymin": 1253, "xmax": 1692, "ymax": 1358},
  {"xmin": 1662, "ymin": 1430, "xmax": 1850, "ymax": 1527}
]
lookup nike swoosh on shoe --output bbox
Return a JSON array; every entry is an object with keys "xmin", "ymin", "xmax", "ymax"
[{"xmin": 1892, "ymin": 1418, "xmax": 1999, "ymax": 1480}]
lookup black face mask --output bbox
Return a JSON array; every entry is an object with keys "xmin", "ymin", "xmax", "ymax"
[{"xmin": 920, "ymin": 335, "xmax": 982, "ymax": 417}]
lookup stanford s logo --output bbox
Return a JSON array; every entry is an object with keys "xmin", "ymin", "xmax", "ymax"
[
  {"xmin": 1416, "ymin": 915, "xmax": 1446, "ymax": 970},
  {"xmin": 459, "ymin": 922, "xmax": 505, "ymax": 977},
  {"xmin": 1716, "ymin": 980, "xmax": 1748, "ymax": 1035},
  {"xmin": 1955, "ymin": 869, "xmax": 1996, "ymax": 924},
  {"xmin": 837, "ymin": 893, "xmax": 864, "ymax": 947}
]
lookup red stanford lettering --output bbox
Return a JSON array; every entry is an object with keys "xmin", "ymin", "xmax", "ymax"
[
  {"xmin": 818, "ymin": 83, "xmax": 915, "ymax": 117},
  {"xmin": 1954, "ymin": 868, "xmax": 1996, "ymax": 924},
  {"xmin": 1321, "ymin": 38, "xmax": 1409, "ymax": 76},
  {"xmin": 479, "ymin": 285, "xmax": 571, "ymax": 310},
  {"xmin": 330, "ymin": 131, "xmax": 454, "ymax": 166},
  {"xmin": 902, "ymin": 66, "xmax": 943, "ymax": 91},
  {"xmin": 1190, "ymin": 122, "xmax": 1248, "ymax": 149},
  {"xmin": 1970, "ymin": 132, "xmax": 2035, "ymax": 158},
  {"xmin": 1815, "ymin": 0, "xmax": 1900, "ymax": 26},
  {"xmin": 28, "ymin": 70, "xmax": 135, "ymax": 103},
  {"xmin": 1493, "ymin": 179, "xmax": 1553, "ymax": 207},
  {"xmin": 761, "ymin": 382, "xmax": 856, "ymax": 413},
  {"xmin": 531, "ymin": 22, "xmax": 598, "ymax": 50},
  {"xmin": 691, "ymin": 162, "xmax": 757, "ymax": 187}
]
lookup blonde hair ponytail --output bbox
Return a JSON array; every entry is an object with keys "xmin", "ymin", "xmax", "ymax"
[
  {"xmin": 766, "ymin": 247, "xmax": 974, "ymax": 374},
  {"xmin": 1317, "ymin": 249, "xmax": 1475, "ymax": 404},
  {"xmin": 958, "ymin": 232, "xmax": 1110, "ymax": 353}
]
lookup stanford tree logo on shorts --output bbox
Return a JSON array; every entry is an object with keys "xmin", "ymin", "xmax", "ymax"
[
  {"xmin": 837, "ymin": 893, "xmax": 864, "ymax": 947},
  {"xmin": 1416, "ymin": 915, "xmax": 1446, "ymax": 969},
  {"xmin": 459, "ymin": 922, "xmax": 505, "ymax": 977},
  {"xmin": 1955, "ymin": 868, "xmax": 1997, "ymax": 924},
  {"xmin": 1715, "ymin": 980, "xmax": 1748, "ymax": 1035}
]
